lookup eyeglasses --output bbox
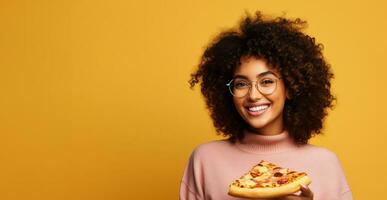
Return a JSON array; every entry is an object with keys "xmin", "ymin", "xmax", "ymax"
[{"xmin": 226, "ymin": 76, "xmax": 281, "ymax": 98}]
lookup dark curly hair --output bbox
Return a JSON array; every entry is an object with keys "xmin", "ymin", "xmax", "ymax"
[{"xmin": 188, "ymin": 11, "xmax": 335, "ymax": 144}]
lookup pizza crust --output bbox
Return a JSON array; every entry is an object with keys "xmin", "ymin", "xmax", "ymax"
[{"xmin": 228, "ymin": 175, "xmax": 311, "ymax": 199}]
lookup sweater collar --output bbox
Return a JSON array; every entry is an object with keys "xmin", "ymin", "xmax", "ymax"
[{"xmin": 235, "ymin": 129, "xmax": 298, "ymax": 154}]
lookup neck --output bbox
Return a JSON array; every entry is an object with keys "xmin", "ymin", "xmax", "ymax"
[
  {"xmin": 246, "ymin": 126, "xmax": 285, "ymax": 136},
  {"xmin": 246, "ymin": 113, "xmax": 285, "ymax": 136},
  {"xmin": 235, "ymin": 129, "xmax": 298, "ymax": 154}
]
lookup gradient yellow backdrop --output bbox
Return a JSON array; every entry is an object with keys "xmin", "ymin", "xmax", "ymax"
[{"xmin": 1, "ymin": 0, "xmax": 386, "ymax": 199}]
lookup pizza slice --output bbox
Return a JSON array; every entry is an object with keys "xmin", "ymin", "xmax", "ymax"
[{"xmin": 228, "ymin": 160, "xmax": 311, "ymax": 199}]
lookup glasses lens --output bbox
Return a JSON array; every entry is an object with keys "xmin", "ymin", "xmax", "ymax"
[
  {"xmin": 231, "ymin": 79, "xmax": 249, "ymax": 97},
  {"xmin": 258, "ymin": 78, "xmax": 277, "ymax": 94}
]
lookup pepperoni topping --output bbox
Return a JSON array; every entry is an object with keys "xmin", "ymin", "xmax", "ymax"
[
  {"xmin": 250, "ymin": 171, "xmax": 261, "ymax": 178},
  {"xmin": 277, "ymin": 178, "xmax": 289, "ymax": 184},
  {"xmin": 273, "ymin": 172, "xmax": 283, "ymax": 177}
]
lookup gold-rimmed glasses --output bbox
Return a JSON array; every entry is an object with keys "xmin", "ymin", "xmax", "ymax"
[{"xmin": 226, "ymin": 75, "xmax": 281, "ymax": 98}]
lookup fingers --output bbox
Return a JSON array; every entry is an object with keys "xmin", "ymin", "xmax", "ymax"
[{"xmin": 300, "ymin": 184, "xmax": 314, "ymax": 198}]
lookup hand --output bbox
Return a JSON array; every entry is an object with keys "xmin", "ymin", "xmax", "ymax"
[{"xmin": 274, "ymin": 185, "xmax": 314, "ymax": 200}]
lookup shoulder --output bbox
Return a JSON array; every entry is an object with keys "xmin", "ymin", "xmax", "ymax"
[
  {"xmin": 191, "ymin": 139, "xmax": 232, "ymax": 156},
  {"xmin": 299, "ymin": 144, "xmax": 344, "ymax": 171},
  {"xmin": 301, "ymin": 144, "xmax": 340, "ymax": 160},
  {"xmin": 188, "ymin": 139, "xmax": 235, "ymax": 162}
]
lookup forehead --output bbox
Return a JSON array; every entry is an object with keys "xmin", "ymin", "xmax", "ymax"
[{"xmin": 233, "ymin": 57, "xmax": 280, "ymax": 79}]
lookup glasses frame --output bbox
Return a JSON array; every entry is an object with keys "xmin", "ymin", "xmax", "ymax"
[{"xmin": 226, "ymin": 77, "xmax": 281, "ymax": 98}]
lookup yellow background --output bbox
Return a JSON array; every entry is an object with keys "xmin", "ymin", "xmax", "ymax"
[{"xmin": 1, "ymin": 0, "xmax": 386, "ymax": 199}]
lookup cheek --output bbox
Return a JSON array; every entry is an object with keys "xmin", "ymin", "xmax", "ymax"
[
  {"xmin": 232, "ymin": 98, "xmax": 244, "ymax": 114},
  {"xmin": 232, "ymin": 97, "xmax": 242, "ymax": 108},
  {"xmin": 272, "ymin": 93, "xmax": 287, "ymax": 110}
]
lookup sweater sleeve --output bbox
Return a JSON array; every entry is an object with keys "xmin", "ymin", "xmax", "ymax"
[
  {"xmin": 179, "ymin": 149, "xmax": 204, "ymax": 200},
  {"xmin": 332, "ymin": 153, "xmax": 353, "ymax": 200},
  {"xmin": 340, "ymin": 189, "xmax": 353, "ymax": 200}
]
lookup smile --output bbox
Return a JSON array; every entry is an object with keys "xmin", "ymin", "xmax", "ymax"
[{"xmin": 246, "ymin": 104, "xmax": 270, "ymax": 116}]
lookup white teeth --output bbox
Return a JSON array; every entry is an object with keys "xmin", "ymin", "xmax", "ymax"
[{"xmin": 248, "ymin": 105, "xmax": 269, "ymax": 112}]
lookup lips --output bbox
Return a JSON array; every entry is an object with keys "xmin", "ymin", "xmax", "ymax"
[{"xmin": 245, "ymin": 104, "xmax": 270, "ymax": 116}]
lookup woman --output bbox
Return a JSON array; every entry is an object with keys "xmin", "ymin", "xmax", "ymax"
[{"xmin": 180, "ymin": 11, "xmax": 353, "ymax": 200}]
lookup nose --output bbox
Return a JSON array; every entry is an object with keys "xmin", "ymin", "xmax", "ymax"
[{"xmin": 248, "ymin": 82, "xmax": 263, "ymax": 100}]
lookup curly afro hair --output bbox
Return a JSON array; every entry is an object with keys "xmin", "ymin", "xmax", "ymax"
[{"xmin": 188, "ymin": 11, "xmax": 336, "ymax": 144}]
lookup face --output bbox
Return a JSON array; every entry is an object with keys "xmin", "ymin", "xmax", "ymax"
[{"xmin": 232, "ymin": 57, "xmax": 287, "ymax": 135}]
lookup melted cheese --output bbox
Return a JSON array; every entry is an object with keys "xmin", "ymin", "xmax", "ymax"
[
  {"xmin": 252, "ymin": 173, "xmax": 271, "ymax": 181},
  {"xmin": 242, "ymin": 174, "xmax": 252, "ymax": 179},
  {"xmin": 239, "ymin": 178, "xmax": 256, "ymax": 187},
  {"xmin": 254, "ymin": 166, "xmax": 269, "ymax": 173},
  {"xmin": 280, "ymin": 168, "xmax": 290, "ymax": 174}
]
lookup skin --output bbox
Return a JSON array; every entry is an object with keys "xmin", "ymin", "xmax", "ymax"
[
  {"xmin": 233, "ymin": 57, "xmax": 313, "ymax": 200},
  {"xmin": 232, "ymin": 56, "xmax": 287, "ymax": 136}
]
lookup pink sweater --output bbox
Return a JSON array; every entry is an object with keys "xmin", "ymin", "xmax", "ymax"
[{"xmin": 180, "ymin": 130, "xmax": 352, "ymax": 200}]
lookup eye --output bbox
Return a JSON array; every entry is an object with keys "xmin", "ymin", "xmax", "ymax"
[
  {"xmin": 234, "ymin": 81, "xmax": 249, "ymax": 89},
  {"xmin": 260, "ymin": 79, "xmax": 275, "ymax": 87}
]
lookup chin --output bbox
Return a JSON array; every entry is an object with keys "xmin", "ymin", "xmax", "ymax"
[
  {"xmin": 247, "ymin": 122, "xmax": 268, "ymax": 130},
  {"xmin": 242, "ymin": 116, "xmax": 268, "ymax": 129}
]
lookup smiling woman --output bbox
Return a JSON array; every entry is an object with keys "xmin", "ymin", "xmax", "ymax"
[
  {"xmin": 231, "ymin": 57, "xmax": 287, "ymax": 136},
  {"xmin": 180, "ymin": 11, "xmax": 353, "ymax": 200}
]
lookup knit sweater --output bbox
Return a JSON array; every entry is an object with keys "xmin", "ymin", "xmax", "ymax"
[{"xmin": 180, "ymin": 130, "xmax": 352, "ymax": 200}]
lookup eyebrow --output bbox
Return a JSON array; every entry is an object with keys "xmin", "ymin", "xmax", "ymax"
[{"xmin": 233, "ymin": 71, "xmax": 277, "ymax": 79}]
